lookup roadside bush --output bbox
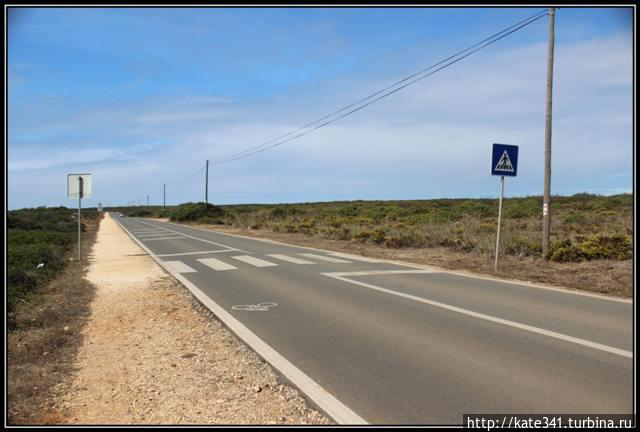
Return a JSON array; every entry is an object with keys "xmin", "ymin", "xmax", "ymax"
[
  {"xmin": 549, "ymin": 234, "xmax": 632, "ymax": 262},
  {"xmin": 384, "ymin": 232, "xmax": 427, "ymax": 249},
  {"xmin": 170, "ymin": 202, "xmax": 227, "ymax": 222},
  {"xmin": 352, "ymin": 228, "xmax": 387, "ymax": 245},
  {"xmin": 320, "ymin": 226, "xmax": 352, "ymax": 241},
  {"xmin": 126, "ymin": 208, "xmax": 152, "ymax": 217},
  {"xmin": 503, "ymin": 235, "xmax": 542, "ymax": 257},
  {"xmin": 7, "ymin": 207, "xmax": 97, "ymax": 314}
]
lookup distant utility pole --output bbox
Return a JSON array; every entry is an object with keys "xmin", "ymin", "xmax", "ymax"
[
  {"xmin": 147, "ymin": 194, "xmax": 149, "ymax": 206},
  {"xmin": 542, "ymin": 7, "xmax": 556, "ymax": 258},
  {"xmin": 205, "ymin": 159, "xmax": 209, "ymax": 205},
  {"xmin": 163, "ymin": 183, "xmax": 166, "ymax": 209}
]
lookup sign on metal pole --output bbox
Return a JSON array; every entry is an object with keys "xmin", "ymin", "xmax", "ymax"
[
  {"xmin": 491, "ymin": 144, "xmax": 519, "ymax": 177},
  {"xmin": 68, "ymin": 173, "xmax": 92, "ymax": 198},
  {"xmin": 68, "ymin": 173, "xmax": 92, "ymax": 261},
  {"xmin": 491, "ymin": 144, "xmax": 518, "ymax": 270}
]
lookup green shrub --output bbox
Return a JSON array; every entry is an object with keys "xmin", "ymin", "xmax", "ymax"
[
  {"xmin": 7, "ymin": 207, "xmax": 97, "ymax": 314},
  {"xmin": 126, "ymin": 208, "xmax": 152, "ymax": 217},
  {"xmin": 384, "ymin": 233, "xmax": 427, "ymax": 248},
  {"xmin": 170, "ymin": 202, "xmax": 227, "ymax": 222},
  {"xmin": 353, "ymin": 228, "xmax": 387, "ymax": 245},
  {"xmin": 549, "ymin": 234, "xmax": 632, "ymax": 262}
]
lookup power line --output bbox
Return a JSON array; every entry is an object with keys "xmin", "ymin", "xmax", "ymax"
[
  {"xmin": 172, "ymin": 165, "xmax": 205, "ymax": 187},
  {"xmin": 210, "ymin": 9, "xmax": 548, "ymax": 165}
]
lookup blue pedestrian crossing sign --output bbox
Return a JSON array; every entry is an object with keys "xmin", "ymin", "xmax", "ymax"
[{"xmin": 491, "ymin": 143, "xmax": 518, "ymax": 177}]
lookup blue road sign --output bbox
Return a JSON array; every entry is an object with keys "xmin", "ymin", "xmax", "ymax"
[{"xmin": 491, "ymin": 144, "xmax": 518, "ymax": 177}]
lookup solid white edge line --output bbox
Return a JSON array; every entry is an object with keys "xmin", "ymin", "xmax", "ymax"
[
  {"xmin": 165, "ymin": 222, "xmax": 630, "ymax": 304},
  {"xmin": 115, "ymin": 216, "xmax": 367, "ymax": 424},
  {"xmin": 323, "ymin": 272, "xmax": 632, "ymax": 359}
]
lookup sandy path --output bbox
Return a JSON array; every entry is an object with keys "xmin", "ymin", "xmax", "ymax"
[{"xmin": 57, "ymin": 213, "xmax": 330, "ymax": 425}]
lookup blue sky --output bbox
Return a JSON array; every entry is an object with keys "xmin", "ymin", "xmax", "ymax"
[{"xmin": 7, "ymin": 7, "xmax": 633, "ymax": 209}]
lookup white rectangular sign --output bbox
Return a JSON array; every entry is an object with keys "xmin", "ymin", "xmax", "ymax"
[{"xmin": 67, "ymin": 173, "xmax": 92, "ymax": 199}]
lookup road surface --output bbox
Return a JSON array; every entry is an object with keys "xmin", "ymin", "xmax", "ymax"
[{"xmin": 114, "ymin": 215, "xmax": 633, "ymax": 425}]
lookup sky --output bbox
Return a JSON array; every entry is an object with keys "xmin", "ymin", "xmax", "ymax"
[{"xmin": 7, "ymin": 7, "xmax": 634, "ymax": 209}]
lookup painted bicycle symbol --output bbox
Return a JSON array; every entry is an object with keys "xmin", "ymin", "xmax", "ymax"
[{"xmin": 232, "ymin": 302, "xmax": 278, "ymax": 312}]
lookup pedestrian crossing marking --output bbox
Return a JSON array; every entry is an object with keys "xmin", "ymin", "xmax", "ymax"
[
  {"xmin": 299, "ymin": 253, "xmax": 351, "ymax": 263},
  {"xmin": 328, "ymin": 252, "xmax": 382, "ymax": 263},
  {"xmin": 198, "ymin": 257, "xmax": 238, "ymax": 271},
  {"xmin": 232, "ymin": 255, "xmax": 278, "ymax": 267},
  {"xmin": 268, "ymin": 254, "xmax": 315, "ymax": 264},
  {"xmin": 164, "ymin": 260, "xmax": 197, "ymax": 273}
]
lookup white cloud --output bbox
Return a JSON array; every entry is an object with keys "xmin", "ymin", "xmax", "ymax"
[{"xmin": 8, "ymin": 33, "xmax": 633, "ymax": 208}]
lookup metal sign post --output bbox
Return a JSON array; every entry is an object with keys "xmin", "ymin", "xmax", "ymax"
[
  {"xmin": 78, "ymin": 177, "xmax": 83, "ymax": 261},
  {"xmin": 494, "ymin": 176, "xmax": 504, "ymax": 270},
  {"xmin": 68, "ymin": 173, "xmax": 92, "ymax": 262},
  {"xmin": 490, "ymin": 144, "xmax": 519, "ymax": 270}
]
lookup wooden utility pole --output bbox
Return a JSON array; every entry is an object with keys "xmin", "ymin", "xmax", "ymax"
[
  {"xmin": 205, "ymin": 159, "xmax": 209, "ymax": 205},
  {"xmin": 542, "ymin": 7, "xmax": 555, "ymax": 258},
  {"xmin": 163, "ymin": 183, "xmax": 166, "ymax": 209}
]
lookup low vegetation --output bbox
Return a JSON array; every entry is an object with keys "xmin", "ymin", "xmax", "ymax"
[
  {"xmin": 7, "ymin": 206, "xmax": 99, "ymax": 319},
  {"xmin": 114, "ymin": 193, "xmax": 632, "ymax": 264}
]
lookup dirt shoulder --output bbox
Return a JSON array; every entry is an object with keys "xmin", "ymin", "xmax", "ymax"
[
  {"xmin": 184, "ymin": 223, "xmax": 632, "ymax": 299},
  {"xmin": 28, "ymin": 213, "xmax": 331, "ymax": 425}
]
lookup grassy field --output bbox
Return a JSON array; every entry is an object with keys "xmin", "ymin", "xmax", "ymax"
[
  {"xmin": 108, "ymin": 193, "xmax": 632, "ymax": 297},
  {"xmin": 7, "ymin": 206, "xmax": 99, "ymax": 320},
  {"xmin": 112, "ymin": 193, "xmax": 632, "ymax": 263}
]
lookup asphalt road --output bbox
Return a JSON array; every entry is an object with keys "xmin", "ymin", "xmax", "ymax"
[{"xmin": 114, "ymin": 215, "xmax": 633, "ymax": 425}]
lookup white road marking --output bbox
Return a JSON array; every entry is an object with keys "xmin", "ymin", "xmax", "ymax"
[
  {"xmin": 164, "ymin": 260, "xmax": 197, "ymax": 273},
  {"xmin": 330, "ymin": 270, "xmax": 436, "ymax": 277},
  {"xmin": 201, "ymin": 227, "xmax": 631, "ymax": 304},
  {"xmin": 198, "ymin": 257, "xmax": 238, "ymax": 271},
  {"xmin": 299, "ymin": 253, "xmax": 351, "ymax": 264},
  {"xmin": 323, "ymin": 272, "xmax": 633, "ymax": 359},
  {"xmin": 232, "ymin": 302, "xmax": 278, "ymax": 311},
  {"xmin": 140, "ymin": 234, "xmax": 184, "ymax": 241},
  {"xmin": 233, "ymin": 255, "xmax": 278, "ymax": 267},
  {"xmin": 137, "ymin": 232, "xmax": 173, "ymax": 237},
  {"xmin": 328, "ymin": 252, "xmax": 383, "ymax": 263},
  {"xmin": 157, "ymin": 250, "xmax": 235, "ymax": 257},
  {"xmin": 116, "ymin": 218, "xmax": 367, "ymax": 424},
  {"xmin": 134, "ymin": 219, "xmax": 248, "ymax": 253},
  {"xmin": 143, "ymin": 236, "xmax": 185, "ymax": 241},
  {"xmin": 267, "ymin": 254, "xmax": 315, "ymax": 264}
]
